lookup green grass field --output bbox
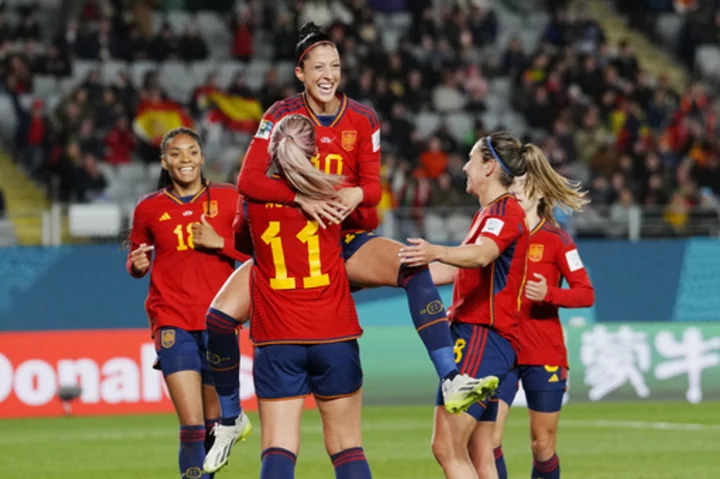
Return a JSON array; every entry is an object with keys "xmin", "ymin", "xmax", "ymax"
[{"xmin": 2, "ymin": 402, "xmax": 719, "ymax": 478}]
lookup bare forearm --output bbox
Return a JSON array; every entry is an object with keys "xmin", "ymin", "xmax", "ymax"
[{"xmin": 436, "ymin": 244, "xmax": 494, "ymax": 269}]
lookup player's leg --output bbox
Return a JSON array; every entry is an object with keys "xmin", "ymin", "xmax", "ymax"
[
  {"xmin": 205, "ymin": 261, "xmax": 252, "ymax": 432},
  {"xmin": 156, "ymin": 327, "xmax": 210, "ymax": 479},
  {"xmin": 468, "ymin": 419, "xmax": 499, "ymax": 479},
  {"xmin": 203, "ymin": 266, "xmax": 254, "ymax": 474},
  {"xmin": 523, "ymin": 367, "xmax": 566, "ymax": 479},
  {"xmin": 431, "ymin": 406, "xmax": 479, "ymax": 479},
  {"xmin": 255, "ymin": 344, "xmax": 310, "ymax": 479},
  {"xmin": 258, "ymin": 398, "xmax": 304, "ymax": 479},
  {"xmin": 310, "ymin": 340, "xmax": 371, "ymax": 479},
  {"xmin": 202, "ymin": 384, "xmax": 220, "ymax": 479},
  {"xmin": 344, "ymin": 233, "xmax": 483, "ymax": 413},
  {"xmin": 480, "ymin": 368, "xmax": 519, "ymax": 479}
]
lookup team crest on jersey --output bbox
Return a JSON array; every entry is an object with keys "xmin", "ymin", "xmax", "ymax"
[
  {"xmin": 161, "ymin": 330, "xmax": 175, "ymax": 348},
  {"xmin": 528, "ymin": 244, "xmax": 544, "ymax": 262},
  {"xmin": 341, "ymin": 130, "xmax": 358, "ymax": 151},
  {"xmin": 203, "ymin": 200, "xmax": 219, "ymax": 218}
]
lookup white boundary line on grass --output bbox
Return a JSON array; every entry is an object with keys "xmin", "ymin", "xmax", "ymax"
[{"xmin": 2, "ymin": 419, "xmax": 720, "ymax": 444}]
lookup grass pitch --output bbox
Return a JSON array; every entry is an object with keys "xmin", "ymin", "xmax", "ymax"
[{"xmin": 2, "ymin": 401, "xmax": 719, "ymax": 478}]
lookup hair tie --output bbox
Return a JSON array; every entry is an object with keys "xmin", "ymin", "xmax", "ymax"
[{"xmin": 486, "ymin": 137, "xmax": 511, "ymax": 175}]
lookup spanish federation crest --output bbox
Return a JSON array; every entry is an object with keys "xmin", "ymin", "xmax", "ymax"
[
  {"xmin": 341, "ymin": 130, "xmax": 358, "ymax": 151},
  {"xmin": 203, "ymin": 200, "xmax": 219, "ymax": 218},
  {"xmin": 528, "ymin": 244, "xmax": 544, "ymax": 262},
  {"xmin": 161, "ymin": 329, "xmax": 175, "ymax": 348}
]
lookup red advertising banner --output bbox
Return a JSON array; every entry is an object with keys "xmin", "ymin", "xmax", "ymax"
[{"xmin": 0, "ymin": 329, "xmax": 313, "ymax": 419}]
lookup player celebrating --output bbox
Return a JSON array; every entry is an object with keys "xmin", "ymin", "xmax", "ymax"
[
  {"xmin": 238, "ymin": 114, "xmax": 372, "ymax": 478},
  {"xmin": 126, "ymin": 127, "xmax": 251, "ymax": 479},
  {"xmin": 490, "ymin": 171, "xmax": 593, "ymax": 479},
  {"xmin": 203, "ymin": 22, "xmax": 487, "ymax": 472},
  {"xmin": 398, "ymin": 132, "xmax": 560, "ymax": 479}
]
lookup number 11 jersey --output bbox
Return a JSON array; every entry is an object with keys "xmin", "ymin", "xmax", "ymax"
[{"xmin": 236, "ymin": 196, "xmax": 362, "ymax": 346}]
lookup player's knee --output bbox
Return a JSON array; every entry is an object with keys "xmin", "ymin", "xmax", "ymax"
[
  {"xmin": 397, "ymin": 262, "xmax": 430, "ymax": 289},
  {"xmin": 431, "ymin": 434, "xmax": 459, "ymax": 467},
  {"xmin": 530, "ymin": 433, "xmax": 556, "ymax": 460},
  {"xmin": 492, "ymin": 429, "xmax": 503, "ymax": 449}
]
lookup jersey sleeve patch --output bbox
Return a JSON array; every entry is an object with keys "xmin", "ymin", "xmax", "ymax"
[
  {"xmin": 565, "ymin": 249, "xmax": 584, "ymax": 272},
  {"xmin": 481, "ymin": 217, "xmax": 504, "ymax": 236},
  {"xmin": 371, "ymin": 128, "xmax": 381, "ymax": 153},
  {"xmin": 255, "ymin": 119, "xmax": 273, "ymax": 140}
]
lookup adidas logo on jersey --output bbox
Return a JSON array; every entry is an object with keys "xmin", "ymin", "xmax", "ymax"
[{"xmin": 159, "ymin": 212, "xmax": 171, "ymax": 221}]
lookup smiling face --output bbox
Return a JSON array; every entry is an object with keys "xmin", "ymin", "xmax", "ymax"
[
  {"xmin": 161, "ymin": 133, "xmax": 204, "ymax": 190},
  {"xmin": 295, "ymin": 44, "xmax": 341, "ymax": 105}
]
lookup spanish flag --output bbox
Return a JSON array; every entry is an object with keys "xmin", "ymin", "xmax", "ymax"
[
  {"xmin": 206, "ymin": 91, "xmax": 263, "ymax": 133},
  {"xmin": 133, "ymin": 99, "xmax": 194, "ymax": 147}
]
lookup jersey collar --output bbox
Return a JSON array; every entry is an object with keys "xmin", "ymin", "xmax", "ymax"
[
  {"xmin": 301, "ymin": 92, "xmax": 348, "ymax": 128},
  {"xmin": 163, "ymin": 184, "xmax": 208, "ymax": 205}
]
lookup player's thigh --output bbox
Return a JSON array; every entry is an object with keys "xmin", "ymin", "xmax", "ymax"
[
  {"xmin": 258, "ymin": 397, "xmax": 305, "ymax": 454},
  {"xmin": 431, "ymin": 406, "xmax": 477, "ymax": 462},
  {"xmin": 165, "ymin": 370, "xmax": 205, "ymax": 425},
  {"xmin": 344, "ymin": 235, "xmax": 402, "ymax": 288},
  {"xmin": 210, "ymin": 260, "xmax": 252, "ymax": 324},
  {"xmin": 315, "ymin": 389, "xmax": 363, "ymax": 456},
  {"xmin": 253, "ymin": 344, "xmax": 311, "ymax": 401},
  {"xmin": 492, "ymin": 367, "xmax": 519, "ymax": 447}
]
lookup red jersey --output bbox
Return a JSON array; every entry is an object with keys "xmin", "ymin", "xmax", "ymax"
[
  {"xmin": 236, "ymin": 92, "xmax": 382, "ymax": 232},
  {"xmin": 235, "ymin": 193, "xmax": 361, "ymax": 346},
  {"xmin": 517, "ymin": 219, "xmax": 595, "ymax": 368},
  {"xmin": 449, "ymin": 194, "xmax": 529, "ymax": 351},
  {"xmin": 127, "ymin": 183, "xmax": 249, "ymax": 335}
]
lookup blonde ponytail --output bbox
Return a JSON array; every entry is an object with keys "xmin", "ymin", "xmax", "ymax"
[
  {"xmin": 268, "ymin": 114, "xmax": 343, "ymax": 200},
  {"xmin": 522, "ymin": 144, "xmax": 589, "ymax": 224}
]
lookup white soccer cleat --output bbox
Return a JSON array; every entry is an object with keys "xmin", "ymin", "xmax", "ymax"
[
  {"xmin": 203, "ymin": 412, "xmax": 253, "ymax": 473},
  {"xmin": 442, "ymin": 374, "xmax": 499, "ymax": 414}
]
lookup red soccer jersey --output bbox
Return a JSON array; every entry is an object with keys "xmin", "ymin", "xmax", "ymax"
[
  {"xmin": 236, "ymin": 92, "xmax": 382, "ymax": 232},
  {"xmin": 449, "ymin": 194, "xmax": 529, "ymax": 351},
  {"xmin": 127, "ymin": 183, "xmax": 249, "ymax": 335},
  {"xmin": 235, "ymin": 193, "xmax": 362, "ymax": 346},
  {"xmin": 517, "ymin": 219, "xmax": 595, "ymax": 368}
]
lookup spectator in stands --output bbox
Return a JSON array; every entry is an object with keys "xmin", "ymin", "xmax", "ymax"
[
  {"xmin": 272, "ymin": 11, "xmax": 296, "ymax": 61},
  {"xmin": 609, "ymin": 187, "xmax": 637, "ymax": 237},
  {"xmin": 0, "ymin": 187, "xmax": 5, "ymax": 218},
  {"xmin": 419, "ymin": 137, "xmax": 449, "ymax": 179},
  {"xmin": 78, "ymin": 153, "xmax": 108, "ymax": 202},
  {"xmin": 40, "ymin": 44, "xmax": 71, "ymax": 77},
  {"xmin": 105, "ymin": 117, "xmax": 135, "ymax": 165},
  {"xmin": 227, "ymin": 72, "xmax": 253, "ymax": 98},
  {"xmin": 613, "ymin": 39, "xmax": 640, "ymax": 82},
  {"xmin": 231, "ymin": 8, "xmax": 254, "ymax": 62},
  {"xmin": 150, "ymin": 23, "xmax": 179, "ymax": 62},
  {"xmin": 14, "ymin": 9, "xmax": 41, "ymax": 41},
  {"xmin": 178, "ymin": 21, "xmax": 209, "ymax": 62},
  {"xmin": 259, "ymin": 67, "xmax": 283, "ymax": 109},
  {"xmin": 501, "ymin": 36, "xmax": 526, "ymax": 77}
]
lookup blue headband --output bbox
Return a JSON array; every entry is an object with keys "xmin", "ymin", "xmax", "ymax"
[{"xmin": 486, "ymin": 137, "xmax": 511, "ymax": 175}]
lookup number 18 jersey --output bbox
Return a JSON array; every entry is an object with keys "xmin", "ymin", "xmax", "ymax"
[{"xmin": 237, "ymin": 197, "xmax": 362, "ymax": 346}]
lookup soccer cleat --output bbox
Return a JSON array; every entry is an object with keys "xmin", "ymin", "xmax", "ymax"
[
  {"xmin": 203, "ymin": 413, "xmax": 253, "ymax": 473},
  {"xmin": 442, "ymin": 374, "xmax": 500, "ymax": 414}
]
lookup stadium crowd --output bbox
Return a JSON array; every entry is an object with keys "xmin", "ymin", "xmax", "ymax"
[{"xmin": 1, "ymin": 0, "xmax": 718, "ymax": 233}]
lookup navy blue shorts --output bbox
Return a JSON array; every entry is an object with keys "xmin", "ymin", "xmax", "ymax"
[
  {"xmin": 436, "ymin": 324, "xmax": 516, "ymax": 422},
  {"xmin": 341, "ymin": 230, "xmax": 377, "ymax": 262},
  {"xmin": 153, "ymin": 327, "xmax": 214, "ymax": 386},
  {"xmin": 496, "ymin": 365, "xmax": 568, "ymax": 413},
  {"xmin": 253, "ymin": 340, "xmax": 363, "ymax": 400}
]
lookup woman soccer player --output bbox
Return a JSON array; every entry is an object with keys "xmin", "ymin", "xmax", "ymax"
[
  {"xmin": 398, "ymin": 132, "xmax": 565, "ymax": 479},
  {"xmin": 239, "ymin": 114, "xmax": 372, "ymax": 479},
  {"xmin": 490, "ymin": 173, "xmax": 594, "ymax": 479},
  {"xmin": 203, "ymin": 22, "xmax": 486, "ymax": 470},
  {"xmin": 127, "ymin": 127, "xmax": 251, "ymax": 479}
]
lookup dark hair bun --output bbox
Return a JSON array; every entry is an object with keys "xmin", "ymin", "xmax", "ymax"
[{"xmin": 299, "ymin": 22, "xmax": 323, "ymax": 40}]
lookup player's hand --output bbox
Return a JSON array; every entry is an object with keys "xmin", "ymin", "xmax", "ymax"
[
  {"xmin": 337, "ymin": 187, "xmax": 363, "ymax": 218},
  {"xmin": 525, "ymin": 273, "xmax": 548, "ymax": 302},
  {"xmin": 191, "ymin": 215, "xmax": 225, "ymax": 250},
  {"xmin": 398, "ymin": 238, "xmax": 442, "ymax": 267},
  {"xmin": 130, "ymin": 243, "xmax": 154, "ymax": 274},
  {"xmin": 294, "ymin": 194, "xmax": 347, "ymax": 229}
]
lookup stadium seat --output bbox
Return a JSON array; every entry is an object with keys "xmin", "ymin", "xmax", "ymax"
[
  {"xmin": 656, "ymin": 13, "xmax": 684, "ymax": 51},
  {"xmin": 167, "ymin": 11, "xmax": 192, "ymax": 33},
  {"xmin": 274, "ymin": 61, "xmax": 296, "ymax": 85},
  {"xmin": 196, "ymin": 12, "xmax": 226, "ymax": 38},
  {"xmin": 245, "ymin": 60, "xmax": 272, "ymax": 91},
  {"xmin": 415, "ymin": 112, "xmax": 441, "ymax": 137},
  {"xmin": 73, "ymin": 61, "xmax": 99, "ymax": 85},
  {"xmin": 446, "ymin": 214, "xmax": 473, "ymax": 243},
  {"xmin": 101, "ymin": 61, "xmax": 129, "ymax": 83},
  {"xmin": 160, "ymin": 61, "xmax": 194, "ymax": 102},
  {"xmin": 218, "ymin": 61, "xmax": 246, "ymax": 89},
  {"xmin": 695, "ymin": 45, "xmax": 720, "ymax": 82},
  {"xmin": 117, "ymin": 163, "xmax": 149, "ymax": 184},
  {"xmin": 388, "ymin": 12, "xmax": 412, "ymax": 34},
  {"xmin": 424, "ymin": 213, "xmax": 450, "ymax": 243},
  {"xmin": 33, "ymin": 75, "xmax": 57, "ymax": 98},
  {"xmin": 445, "ymin": 112, "xmax": 474, "ymax": 143},
  {"xmin": 0, "ymin": 219, "xmax": 18, "ymax": 247},
  {"xmin": 97, "ymin": 163, "xmax": 118, "ymax": 188},
  {"xmin": 191, "ymin": 60, "xmax": 218, "ymax": 86},
  {"xmin": 0, "ymin": 95, "xmax": 18, "ymax": 144}
]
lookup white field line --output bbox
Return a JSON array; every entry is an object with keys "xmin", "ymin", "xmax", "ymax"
[{"xmin": 0, "ymin": 419, "xmax": 719, "ymax": 445}]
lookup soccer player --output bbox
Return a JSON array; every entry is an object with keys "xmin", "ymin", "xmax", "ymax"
[
  {"xmin": 204, "ymin": 22, "xmax": 488, "ymax": 471},
  {"xmin": 126, "ymin": 127, "xmax": 251, "ymax": 479},
  {"xmin": 398, "ymin": 132, "xmax": 559, "ymax": 479},
  {"xmin": 239, "ymin": 114, "xmax": 372, "ymax": 479},
  {"xmin": 490, "ymin": 172, "xmax": 594, "ymax": 479}
]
